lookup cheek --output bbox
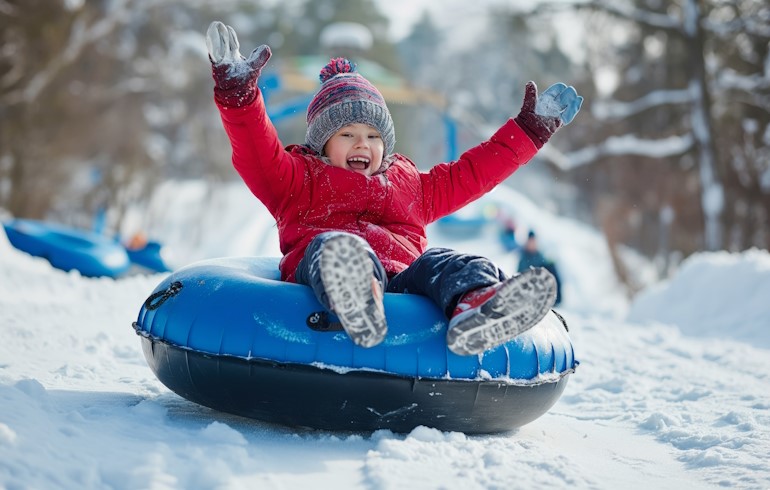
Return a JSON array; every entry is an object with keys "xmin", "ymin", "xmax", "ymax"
[
  {"xmin": 327, "ymin": 154, "xmax": 347, "ymax": 169},
  {"xmin": 323, "ymin": 141, "xmax": 345, "ymax": 167},
  {"xmin": 371, "ymin": 154, "xmax": 385, "ymax": 173}
]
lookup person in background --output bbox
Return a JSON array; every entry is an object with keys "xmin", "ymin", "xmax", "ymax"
[
  {"xmin": 518, "ymin": 230, "xmax": 563, "ymax": 306},
  {"xmin": 126, "ymin": 231, "xmax": 148, "ymax": 251},
  {"xmin": 499, "ymin": 217, "xmax": 519, "ymax": 252}
]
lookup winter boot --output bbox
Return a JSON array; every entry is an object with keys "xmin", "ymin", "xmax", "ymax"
[
  {"xmin": 319, "ymin": 234, "xmax": 387, "ymax": 348},
  {"xmin": 446, "ymin": 267, "xmax": 557, "ymax": 356}
]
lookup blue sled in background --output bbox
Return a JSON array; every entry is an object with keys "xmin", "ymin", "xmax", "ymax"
[
  {"xmin": 434, "ymin": 212, "xmax": 493, "ymax": 239},
  {"xmin": 125, "ymin": 240, "xmax": 172, "ymax": 273},
  {"xmin": 2, "ymin": 218, "xmax": 130, "ymax": 278}
]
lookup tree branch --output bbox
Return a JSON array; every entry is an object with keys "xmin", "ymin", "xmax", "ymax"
[
  {"xmin": 540, "ymin": 133, "xmax": 695, "ymax": 171},
  {"xmin": 520, "ymin": 0, "xmax": 684, "ymax": 33},
  {"xmin": 716, "ymin": 67, "xmax": 770, "ymax": 92},
  {"xmin": 593, "ymin": 89, "xmax": 693, "ymax": 120},
  {"xmin": 3, "ymin": 0, "xmax": 132, "ymax": 105},
  {"xmin": 0, "ymin": 0, "xmax": 16, "ymax": 16},
  {"xmin": 590, "ymin": 0, "xmax": 683, "ymax": 32},
  {"xmin": 704, "ymin": 14, "xmax": 770, "ymax": 39}
]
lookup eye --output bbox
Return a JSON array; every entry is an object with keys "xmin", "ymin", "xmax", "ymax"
[{"xmin": 368, "ymin": 134, "xmax": 381, "ymax": 139}]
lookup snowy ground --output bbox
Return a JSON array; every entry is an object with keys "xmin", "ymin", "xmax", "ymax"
[{"xmin": 2, "ymin": 183, "xmax": 769, "ymax": 489}]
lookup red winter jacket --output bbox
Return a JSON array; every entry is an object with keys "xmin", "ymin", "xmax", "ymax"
[{"xmin": 217, "ymin": 91, "xmax": 538, "ymax": 282}]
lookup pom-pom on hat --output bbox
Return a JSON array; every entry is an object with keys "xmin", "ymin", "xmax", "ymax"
[{"xmin": 305, "ymin": 58, "xmax": 395, "ymax": 156}]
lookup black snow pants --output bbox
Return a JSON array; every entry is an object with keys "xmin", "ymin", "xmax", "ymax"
[{"xmin": 294, "ymin": 231, "xmax": 508, "ymax": 318}]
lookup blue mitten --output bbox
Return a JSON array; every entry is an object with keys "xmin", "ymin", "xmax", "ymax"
[
  {"xmin": 514, "ymin": 82, "xmax": 583, "ymax": 148},
  {"xmin": 537, "ymin": 82, "xmax": 583, "ymax": 125}
]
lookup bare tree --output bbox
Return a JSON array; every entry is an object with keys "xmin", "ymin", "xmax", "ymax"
[
  {"xmin": 538, "ymin": 0, "xmax": 769, "ymax": 255},
  {"xmin": 0, "ymin": 0, "xmax": 241, "ymax": 232}
]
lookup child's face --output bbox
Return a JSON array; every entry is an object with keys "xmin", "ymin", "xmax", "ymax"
[{"xmin": 323, "ymin": 123, "xmax": 385, "ymax": 177}]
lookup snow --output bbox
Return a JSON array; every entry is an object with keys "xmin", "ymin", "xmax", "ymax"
[
  {"xmin": 2, "ymin": 182, "xmax": 770, "ymax": 489},
  {"xmin": 628, "ymin": 249, "xmax": 770, "ymax": 348}
]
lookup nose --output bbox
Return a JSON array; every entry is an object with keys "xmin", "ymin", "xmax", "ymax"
[{"xmin": 353, "ymin": 135, "xmax": 368, "ymax": 148}]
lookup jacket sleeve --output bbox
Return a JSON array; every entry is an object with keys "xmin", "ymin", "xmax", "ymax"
[
  {"xmin": 419, "ymin": 119, "xmax": 538, "ymax": 224},
  {"xmin": 216, "ymin": 90, "xmax": 304, "ymax": 218}
]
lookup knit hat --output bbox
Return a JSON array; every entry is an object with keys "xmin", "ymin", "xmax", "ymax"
[{"xmin": 305, "ymin": 58, "xmax": 395, "ymax": 156}]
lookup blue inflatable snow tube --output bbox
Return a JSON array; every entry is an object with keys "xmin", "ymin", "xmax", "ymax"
[
  {"xmin": 133, "ymin": 257, "xmax": 578, "ymax": 433},
  {"xmin": 3, "ymin": 219, "xmax": 130, "ymax": 278}
]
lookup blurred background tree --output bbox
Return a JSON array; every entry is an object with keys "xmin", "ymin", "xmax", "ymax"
[
  {"xmin": 526, "ymin": 0, "xmax": 769, "ymax": 276},
  {"xmin": 0, "ymin": 0, "xmax": 767, "ymax": 283}
]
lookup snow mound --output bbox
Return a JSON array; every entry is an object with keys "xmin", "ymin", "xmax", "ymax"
[{"xmin": 627, "ymin": 248, "xmax": 770, "ymax": 348}]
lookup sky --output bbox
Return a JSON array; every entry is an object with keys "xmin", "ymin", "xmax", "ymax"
[{"xmin": 2, "ymin": 181, "xmax": 769, "ymax": 489}]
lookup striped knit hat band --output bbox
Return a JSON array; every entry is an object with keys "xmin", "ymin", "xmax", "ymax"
[{"xmin": 305, "ymin": 59, "xmax": 395, "ymax": 156}]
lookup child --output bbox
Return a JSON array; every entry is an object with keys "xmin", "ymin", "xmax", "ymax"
[{"xmin": 205, "ymin": 21, "xmax": 582, "ymax": 355}]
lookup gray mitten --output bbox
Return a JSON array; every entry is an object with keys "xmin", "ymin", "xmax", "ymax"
[{"xmin": 206, "ymin": 21, "xmax": 271, "ymax": 108}]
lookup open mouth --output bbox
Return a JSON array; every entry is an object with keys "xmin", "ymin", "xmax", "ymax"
[{"xmin": 347, "ymin": 156, "xmax": 370, "ymax": 171}]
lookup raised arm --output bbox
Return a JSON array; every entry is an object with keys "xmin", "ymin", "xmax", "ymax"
[
  {"xmin": 421, "ymin": 81, "xmax": 583, "ymax": 223},
  {"xmin": 206, "ymin": 21, "xmax": 302, "ymax": 216}
]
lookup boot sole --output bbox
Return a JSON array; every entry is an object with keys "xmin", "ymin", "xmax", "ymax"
[
  {"xmin": 319, "ymin": 235, "xmax": 387, "ymax": 348},
  {"xmin": 447, "ymin": 268, "xmax": 557, "ymax": 356}
]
